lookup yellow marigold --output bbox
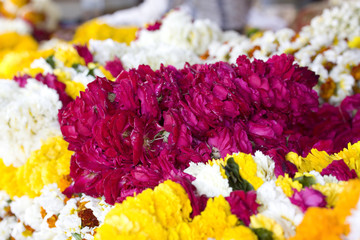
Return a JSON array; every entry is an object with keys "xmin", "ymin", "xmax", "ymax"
[
  {"xmin": 190, "ymin": 196, "xmax": 239, "ymax": 240},
  {"xmin": 0, "ymin": 32, "xmax": 37, "ymax": 53},
  {"xmin": 96, "ymin": 180, "xmax": 257, "ymax": 240},
  {"xmin": 95, "ymin": 180, "xmax": 192, "ymax": 240},
  {"xmin": 289, "ymin": 207, "xmax": 347, "ymax": 240},
  {"xmin": 286, "ymin": 149, "xmax": 332, "ymax": 173},
  {"xmin": 334, "ymin": 141, "xmax": 360, "ymax": 176},
  {"xmin": 312, "ymin": 182, "xmax": 346, "ymax": 207},
  {"xmin": 0, "ymin": 136, "xmax": 72, "ymax": 198},
  {"xmin": 72, "ymin": 20, "xmax": 137, "ymax": 45},
  {"xmin": 221, "ymin": 225, "xmax": 258, "ymax": 240},
  {"xmin": 275, "ymin": 174, "xmax": 302, "ymax": 197},
  {"xmin": 53, "ymin": 69, "xmax": 85, "ymax": 99},
  {"xmin": 0, "ymin": 49, "xmax": 53, "ymax": 78},
  {"xmin": 222, "ymin": 153, "xmax": 264, "ymax": 190},
  {"xmin": 250, "ymin": 214, "xmax": 285, "ymax": 240},
  {"xmin": 348, "ymin": 36, "xmax": 360, "ymax": 49},
  {"xmin": 54, "ymin": 44, "xmax": 85, "ymax": 68}
]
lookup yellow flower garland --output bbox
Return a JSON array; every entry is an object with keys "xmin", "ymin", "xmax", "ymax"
[
  {"xmin": 0, "ymin": 136, "xmax": 73, "ymax": 198},
  {"xmin": 72, "ymin": 20, "xmax": 138, "ymax": 45}
]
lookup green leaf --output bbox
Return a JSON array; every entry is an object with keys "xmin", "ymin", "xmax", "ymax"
[
  {"xmin": 45, "ymin": 55, "xmax": 56, "ymax": 69},
  {"xmin": 87, "ymin": 68, "xmax": 95, "ymax": 77},
  {"xmin": 222, "ymin": 157, "xmax": 254, "ymax": 192},
  {"xmin": 252, "ymin": 228, "xmax": 274, "ymax": 240},
  {"xmin": 246, "ymin": 28, "xmax": 261, "ymax": 38},
  {"xmin": 71, "ymin": 233, "xmax": 82, "ymax": 240},
  {"xmin": 293, "ymin": 175, "xmax": 316, "ymax": 187},
  {"xmin": 72, "ymin": 63, "xmax": 80, "ymax": 71}
]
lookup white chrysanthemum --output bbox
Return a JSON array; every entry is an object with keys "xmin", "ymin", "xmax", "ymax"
[
  {"xmin": 10, "ymin": 195, "xmax": 34, "ymax": 221},
  {"xmin": 82, "ymin": 196, "xmax": 113, "ymax": 224},
  {"xmin": 184, "ymin": 162, "xmax": 232, "ymax": 198},
  {"xmin": 89, "ymin": 39, "xmax": 127, "ymax": 65},
  {"xmin": 256, "ymin": 181, "xmax": 304, "ymax": 238},
  {"xmin": 90, "ymin": 39, "xmax": 201, "ymax": 70},
  {"xmin": 0, "ymin": 17, "xmax": 32, "ymax": 34},
  {"xmin": 31, "ymin": 58, "xmax": 54, "ymax": 75},
  {"xmin": 55, "ymin": 198, "xmax": 82, "ymax": 238},
  {"xmin": 308, "ymin": 170, "xmax": 339, "ymax": 185},
  {"xmin": 0, "ymin": 191, "xmax": 11, "ymax": 218},
  {"xmin": 0, "ymin": 216, "xmax": 17, "ymax": 239},
  {"xmin": 67, "ymin": 66, "xmax": 101, "ymax": 87},
  {"xmin": 0, "ymin": 183, "xmax": 111, "ymax": 239},
  {"xmin": 346, "ymin": 197, "xmax": 360, "ymax": 240},
  {"xmin": 0, "ymin": 80, "xmax": 62, "ymax": 167},
  {"xmin": 36, "ymin": 184, "xmax": 66, "ymax": 215},
  {"xmin": 207, "ymin": 34, "xmax": 251, "ymax": 63},
  {"xmin": 252, "ymin": 151, "xmax": 276, "ymax": 182},
  {"xmin": 136, "ymin": 10, "xmax": 222, "ymax": 56}
]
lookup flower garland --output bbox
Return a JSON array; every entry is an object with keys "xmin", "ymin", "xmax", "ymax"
[
  {"xmin": 0, "ymin": 79, "xmax": 62, "ymax": 167},
  {"xmin": 205, "ymin": 2, "xmax": 360, "ymax": 104},
  {"xmin": 59, "ymin": 54, "xmax": 326, "ymax": 204},
  {"xmin": 0, "ymin": 3, "xmax": 360, "ymax": 240},
  {"xmin": 72, "ymin": 20, "xmax": 138, "ymax": 45}
]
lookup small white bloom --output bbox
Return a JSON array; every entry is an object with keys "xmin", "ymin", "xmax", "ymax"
[
  {"xmin": 0, "ymin": 17, "xmax": 32, "ymax": 34},
  {"xmin": 0, "ymin": 80, "xmax": 62, "ymax": 167},
  {"xmin": 252, "ymin": 151, "xmax": 276, "ymax": 182},
  {"xmin": 256, "ymin": 181, "xmax": 303, "ymax": 238},
  {"xmin": 184, "ymin": 162, "xmax": 232, "ymax": 198}
]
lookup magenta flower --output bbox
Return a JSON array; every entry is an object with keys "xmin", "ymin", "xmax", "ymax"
[
  {"xmin": 146, "ymin": 21, "xmax": 162, "ymax": 31},
  {"xmin": 321, "ymin": 159, "xmax": 358, "ymax": 181},
  {"xmin": 290, "ymin": 188, "xmax": 327, "ymax": 212},
  {"xmin": 104, "ymin": 57, "xmax": 124, "ymax": 77},
  {"xmin": 225, "ymin": 190, "xmax": 259, "ymax": 226},
  {"xmin": 74, "ymin": 44, "xmax": 94, "ymax": 65},
  {"xmin": 60, "ymin": 54, "xmax": 341, "ymax": 204}
]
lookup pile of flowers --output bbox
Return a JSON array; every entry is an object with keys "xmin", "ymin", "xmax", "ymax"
[
  {"xmin": 0, "ymin": 2, "xmax": 360, "ymax": 240},
  {"xmin": 85, "ymin": 3, "xmax": 360, "ymax": 104},
  {"xmin": 205, "ymin": 2, "xmax": 360, "ymax": 104}
]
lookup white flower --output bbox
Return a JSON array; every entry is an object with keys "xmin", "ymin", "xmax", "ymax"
[
  {"xmin": 0, "ymin": 17, "xmax": 32, "ymax": 34},
  {"xmin": 90, "ymin": 38, "xmax": 201, "ymax": 70},
  {"xmin": 0, "ymin": 80, "xmax": 62, "ymax": 167},
  {"xmin": 10, "ymin": 195, "xmax": 34, "ymax": 221},
  {"xmin": 0, "ymin": 216, "xmax": 17, "ymax": 239},
  {"xmin": 82, "ymin": 196, "xmax": 113, "ymax": 224},
  {"xmin": 308, "ymin": 170, "xmax": 339, "ymax": 185},
  {"xmin": 252, "ymin": 151, "xmax": 276, "ymax": 182},
  {"xmin": 256, "ymin": 181, "xmax": 303, "ymax": 238},
  {"xmin": 55, "ymin": 199, "xmax": 82, "ymax": 238},
  {"xmin": 89, "ymin": 39, "xmax": 127, "ymax": 65},
  {"xmin": 0, "ymin": 191, "xmax": 11, "ymax": 218},
  {"xmin": 36, "ymin": 184, "xmax": 66, "ymax": 215},
  {"xmin": 184, "ymin": 162, "xmax": 232, "ymax": 198},
  {"xmin": 31, "ymin": 58, "xmax": 54, "ymax": 75},
  {"xmin": 136, "ymin": 10, "xmax": 222, "ymax": 56}
]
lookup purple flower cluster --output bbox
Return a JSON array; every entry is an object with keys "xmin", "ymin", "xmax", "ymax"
[{"xmin": 59, "ymin": 54, "xmax": 360, "ymax": 204}]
